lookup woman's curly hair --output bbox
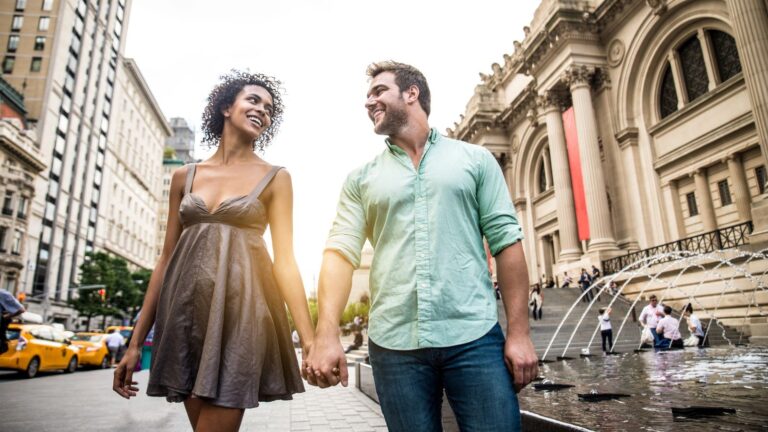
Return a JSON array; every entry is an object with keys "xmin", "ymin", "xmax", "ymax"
[{"xmin": 201, "ymin": 70, "xmax": 284, "ymax": 152}]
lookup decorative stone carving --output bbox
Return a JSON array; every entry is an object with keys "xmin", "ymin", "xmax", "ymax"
[
  {"xmin": 593, "ymin": 68, "xmax": 612, "ymax": 91},
  {"xmin": 607, "ymin": 39, "xmax": 625, "ymax": 67},
  {"xmin": 645, "ymin": 0, "xmax": 668, "ymax": 16},
  {"xmin": 563, "ymin": 64, "xmax": 594, "ymax": 89}
]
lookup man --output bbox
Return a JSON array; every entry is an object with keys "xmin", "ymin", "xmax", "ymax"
[
  {"xmin": 561, "ymin": 271, "xmax": 572, "ymax": 289},
  {"xmin": 0, "ymin": 288, "xmax": 25, "ymax": 355},
  {"xmin": 579, "ymin": 268, "xmax": 593, "ymax": 302},
  {"xmin": 655, "ymin": 305, "xmax": 683, "ymax": 349},
  {"xmin": 104, "ymin": 328, "xmax": 125, "ymax": 367},
  {"xmin": 639, "ymin": 294, "xmax": 665, "ymax": 347},
  {"xmin": 683, "ymin": 303, "xmax": 705, "ymax": 347},
  {"xmin": 306, "ymin": 61, "xmax": 538, "ymax": 431}
]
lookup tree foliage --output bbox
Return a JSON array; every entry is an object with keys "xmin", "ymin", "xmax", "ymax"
[{"xmin": 70, "ymin": 252, "xmax": 147, "ymax": 328}]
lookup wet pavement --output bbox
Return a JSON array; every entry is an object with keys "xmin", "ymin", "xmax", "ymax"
[{"xmin": 518, "ymin": 346, "xmax": 768, "ymax": 431}]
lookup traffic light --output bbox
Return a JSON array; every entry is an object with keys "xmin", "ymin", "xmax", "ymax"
[{"xmin": 98, "ymin": 288, "xmax": 106, "ymax": 302}]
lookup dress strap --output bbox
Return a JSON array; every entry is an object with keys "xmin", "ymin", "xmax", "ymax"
[
  {"xmin": 184, "ymin": 163, "xmax": 197, "ymax": 195},
  {"xmin": 247, "ymin": 166, "xmax": 283, "ymax": 201}
]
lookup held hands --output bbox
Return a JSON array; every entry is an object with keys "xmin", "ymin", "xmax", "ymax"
[
  {"xmin": 304, "ymin": 334, "xmax": 348, "ymax": 388},
  {"xmin": 112, "ymin": 346, "xmax": 140, "ymax": 399},
  {"xmin": 504, "ymin": 333, "xmax": 539, "ymax": 393}
]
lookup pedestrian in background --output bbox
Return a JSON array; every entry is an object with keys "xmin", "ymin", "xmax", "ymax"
[
  {"xmin": 579, "ymin": 268, "xmax": 593, "ymax": 302},
  {"xmin": 561, "ymin": 272, "xmax": 572, "ymax": 289},
  {"xmin": 0, "ymin": 288, "xmax": 25, "ymax": 355},
  {"xmin": 598, "ymin": 307, "xmax": 613, "ymax": 354},
  {"xmin": 529, "ymin": 284, "xmax": 543, "ymax": 321},
  {"xmin": 105, "ymin": 328, "xmax": 125, "ymax": 367}
]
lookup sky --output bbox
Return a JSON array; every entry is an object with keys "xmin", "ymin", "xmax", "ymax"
[{"xmin": 124, "ymin": 0, "xmax": 540, "ymax": 292}]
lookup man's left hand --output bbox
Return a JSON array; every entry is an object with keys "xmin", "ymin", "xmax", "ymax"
[{"xmin": 504, "ymin": 334, "xmax": 538, "ymax": 393}]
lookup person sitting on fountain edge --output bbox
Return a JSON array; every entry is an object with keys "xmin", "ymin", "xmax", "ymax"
[
  {"xmin": 655, "ymin": 305, "xmax": 684, "ymax": 349},
  {"xmin": 639, "ymin": 294, "xmax": 665, "ymax": 347},
  {"xmin": 683, "ymin": 303, "xmax": 706, "ymax": 348}
]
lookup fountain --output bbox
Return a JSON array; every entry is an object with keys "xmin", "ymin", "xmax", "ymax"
[{"xmin": 518, "ymin": 250, "xmax": 768, "ymax": 431}]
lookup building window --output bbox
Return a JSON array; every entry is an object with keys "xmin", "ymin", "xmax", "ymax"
[
  {"xmin": 660, "ymin": 63, "xmax": 678, "ymax": 119},
  {"xmin": 717, "ymin": 180, "xmax": 732, "ymax": 206},
  {"xmin": 678, "ymin": 36, "xmax": 709, "ymax": 103},
  {"xmin": 686, "ymin": 192, "xmax": 699, "ymax": 217},
  {"xmin": 2, "ymin": 191, "xmax": 14, "ymax": 216},
  {"xmin": 38, "ymin": 17, "xmax": 50, "ymax": 31},
  {"xmin": 756, "ymin": 166, "xmax": 767, "ymax": 195},
  {"xmin": 11, "ymin": 15, "xmax": 23, "ymax": 31},
  {"xmin": 0, "ymin": 227, "xmax": 6, "ymax": 252},
  {"xmin": 17, "ymin": 196, "xmax": 27, "ymax": 219},
  {"xmin": 711, "ymin": 30, "xmax": 741, "ymax": 82},
  {"xmin": 538, "ymin": 159, "xmax": 547, "ymax": 194},
  {"xmin": 42, "ymin": 0, "xmax": 53, "ymax": 11},
  {"xmin": 7, "ymin": 35, "xmax": 20, "ymax": 52},
  {"xmin": 2, "ymin": 57, "xmax": 14, "ymax": 74},
  {"xmin": 4, "ymin": 273, "xmax": 17, "ymax": 292},
  {"xmin": 15, "ymin": 0, "xmax": 27, "ymax": 10},
  {"xmin": 34, "ymin": 36, "xmax": 45, "ymax": 50},
  {"xmin": 30, "ymin": 57, "xmax": 42, "ymax": 72},
  {"xmin": 11, "ymin": 230, "xmax": 22, "ymax": 255}
]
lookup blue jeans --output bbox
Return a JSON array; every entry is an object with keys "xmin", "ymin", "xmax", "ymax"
[
  {"xmin": 368, "ymin": 323, "xmax": 521, "ymax": 432},
  {"xmin": 650, "ymin": 328, "xmax": 662, "ymax": 347}
]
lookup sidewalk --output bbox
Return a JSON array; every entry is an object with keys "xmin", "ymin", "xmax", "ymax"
[{"xmin": 0, "ymin": 358, "xmax": 388, "ymax": 432}]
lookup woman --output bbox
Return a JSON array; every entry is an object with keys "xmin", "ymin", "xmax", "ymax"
[
  {"xmin": 529, "ymin": 284, "xmax": 543, "ymax": 321},
  {"xmin": 112, "ymin": 71, "xmax": 315, "ymax": 432},
  {"xmin": 684, "ymin": 303, "xmax": 705, "ymax": 347}
]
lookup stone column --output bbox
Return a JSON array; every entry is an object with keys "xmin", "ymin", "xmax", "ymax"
[
  {"xmin": 725, "ymin": 0, "xmax": 768, "ymax": 163},
  {"xmin": 539, "ymin": 92, "xmax": 582, "ymax": 261},
  {"xmin": 693, "ymin": 169, "xmax": 717, "ymax": 232},
  {"xmin": 565, "ymin": 65, "xmax": 618, "ymax": 253},
  {"xmin": 726, "ymin": 154, "xmax": 752, "ymax": 221}
]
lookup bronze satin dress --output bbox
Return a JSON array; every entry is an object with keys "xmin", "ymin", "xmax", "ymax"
[{"xmin": 147, "ymin": 164, "xmax": 304, "ymax": 409}]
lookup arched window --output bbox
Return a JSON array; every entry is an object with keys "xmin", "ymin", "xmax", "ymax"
[
  {"xmin": 660, "ymin": 63, "xmax": 678, "ymax": 119},
  {"xmin": 678, "ymin": 36, "xmax": 709, "ymax": 103},
  {"xmin": 710, "ymin": 30, "xmax": 741, "ymax": 82},
  {"xmin": 538, "ymin": 158, "xmax": 547, "ymax": 194},
  {"xmin": 658, "ymin": 29, "xmax": 743, "ymax": 120}
]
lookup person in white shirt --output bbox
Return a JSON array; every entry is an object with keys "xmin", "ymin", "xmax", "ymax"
[
  {"xmin": 105, "ymin": 329, "xmax": 126, "ymax": 367},
  {"xmin": 684, "ymin": 303, "xmax": 705, "ymax": 347},
  {"xmin": 639, "ymin": 295, "xmax": 665, "ymax": 347},
  {"xmin": 655, "ymin": 306, "xmax": 683, "ymax": 349},
  {"xmin": 598, "ymin": 307, "xmax": 613, "ymax": 353}
]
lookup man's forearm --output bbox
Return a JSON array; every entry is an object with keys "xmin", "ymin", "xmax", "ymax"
[
  {"xmin": 316, "ymin": 250, "xmax": 355, "ymax": 337},
  {"xmin": 495, "ymin": 242, "xmax": 530, "ymax": 336}
]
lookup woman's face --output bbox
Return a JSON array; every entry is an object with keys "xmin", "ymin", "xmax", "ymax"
[{"xmin": 224, "ymin": 84, "xmax": 274, "ymax": 140}]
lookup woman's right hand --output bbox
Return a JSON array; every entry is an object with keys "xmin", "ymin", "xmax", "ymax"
[{"xmin": 113, "ymin": 346, "xmax": 140, "ymax": 399}]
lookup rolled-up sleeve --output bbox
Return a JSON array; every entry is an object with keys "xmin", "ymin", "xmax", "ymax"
[
  {"xmin": 325, "ymin": 171, "xmax": 367, "ymax": 268},
  {"xmin": 477, "ymin": 149, "xmax": 524, "ymax": 256}
]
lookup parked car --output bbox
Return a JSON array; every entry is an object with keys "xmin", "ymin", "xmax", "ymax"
[
  {"xmin": 70, "ymin": 332, "xmax": 109, "ymax": 369},
  {"xmin": 0, "ymin": 324, "xmax": 79, "ymax": 378}
]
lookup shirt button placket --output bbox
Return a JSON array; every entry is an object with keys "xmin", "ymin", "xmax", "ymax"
[{"xmin": 414, "ymin": 172, "xmax": 430, "ymax": 346}]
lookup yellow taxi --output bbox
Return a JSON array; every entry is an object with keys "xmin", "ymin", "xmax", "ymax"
[
  {"xmin": 70, "ymin": 332, "xmax": 109, "ymax": 369},
  {"xmin": 0, "ymin": 324, "xmax": 79, "ymax": 378}
]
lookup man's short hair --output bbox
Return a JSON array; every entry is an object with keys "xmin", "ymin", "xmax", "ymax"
[
  {"xmin": 663, "ymin": 305, "xmax": 672, "ymax": 315},
  {"xmin": 649, "ymin": 295, "xmax": 658, "ymax": 301},
  {"xmin": 366, "ymin": 60, "xmax": 431, "ymax": 116}
]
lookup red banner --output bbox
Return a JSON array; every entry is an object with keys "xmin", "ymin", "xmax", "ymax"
[{"xmin": 562, "ymin": 107, "xmax": 590, "ymax": 241}]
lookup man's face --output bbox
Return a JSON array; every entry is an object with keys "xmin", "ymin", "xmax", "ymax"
[
  {"xmin": 650, "ymin": 298, "xmax": 658, "ymax": 307},
  {"xmin": 365, "ymin": 72, "xmax": 408, "ymax": 136}
]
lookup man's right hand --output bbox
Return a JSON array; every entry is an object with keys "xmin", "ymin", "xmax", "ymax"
[{"xmin": 305, "ymin": 333, "xmax": 348, "ymax": 388}]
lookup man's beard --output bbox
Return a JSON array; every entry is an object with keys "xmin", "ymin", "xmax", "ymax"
[{"xmin": 374, "ymin": 104, "xmax": 408, "ymax": 136}]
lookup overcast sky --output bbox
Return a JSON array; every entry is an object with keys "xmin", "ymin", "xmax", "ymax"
[{"xmin": 124, "ymin": 0, "xmax": 540, "ymax": 292}]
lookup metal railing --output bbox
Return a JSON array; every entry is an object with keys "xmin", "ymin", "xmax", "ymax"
[{"xmin": 601, "ymin": 221, "xmax": 753, "ymax": 275}]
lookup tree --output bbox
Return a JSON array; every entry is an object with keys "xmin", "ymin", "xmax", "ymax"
[{"xmin": 71, "ymin": 252, "xmax": 146, "ymax": 330}]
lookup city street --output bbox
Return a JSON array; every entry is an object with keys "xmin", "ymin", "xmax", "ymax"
[{"xmin": 0, "ymin": 363, "xmax": 388, "ymax": 432}]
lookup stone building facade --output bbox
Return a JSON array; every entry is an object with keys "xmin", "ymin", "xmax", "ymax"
[
  {"xmin": 451, "ymin": 0, "xmax": 768, "ymax": 338},
  {"xmin": 0, "ymin": 78, "xmax": 46, "ymax": 297},
  {"xmin": 95, "ymin": 58, "xmax": 171, "ymax": 270}
]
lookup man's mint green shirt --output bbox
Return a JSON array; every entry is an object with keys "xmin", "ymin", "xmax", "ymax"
[{"xmin": 326, "ymin": 128, "xmax": 523, "ymax": 350}]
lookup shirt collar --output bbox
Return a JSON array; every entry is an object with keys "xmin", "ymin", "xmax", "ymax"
[{"xmin": 385, "ymin": 127, "xmax": 440, "ymax": 155}]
